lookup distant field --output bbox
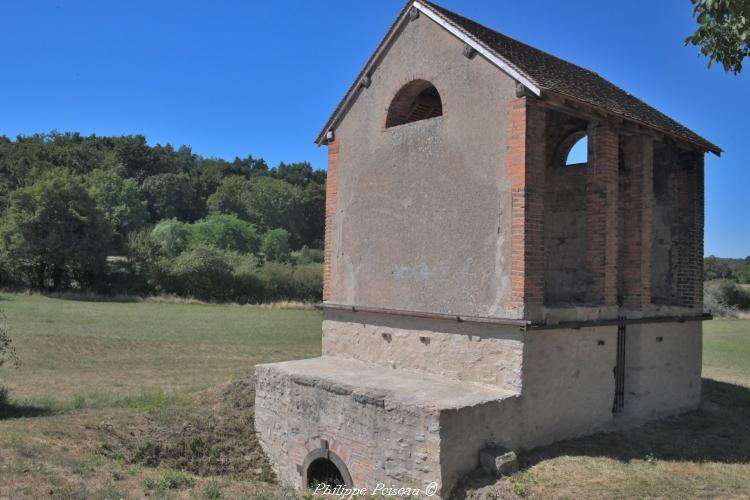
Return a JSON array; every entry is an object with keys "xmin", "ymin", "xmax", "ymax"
[{"xmin": 0, "ymin": 293, "xmax": 749, "ymax": 499}]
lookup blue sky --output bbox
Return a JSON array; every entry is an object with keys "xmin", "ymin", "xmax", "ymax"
[{"xmin": 0, "ymin": 1, "xmax": 747, "ymax": 256}]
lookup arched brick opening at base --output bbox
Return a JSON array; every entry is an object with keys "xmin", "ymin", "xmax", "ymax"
[{"xmin": 302, "ymin": 447, "xmax": 353, "ymax": 489}]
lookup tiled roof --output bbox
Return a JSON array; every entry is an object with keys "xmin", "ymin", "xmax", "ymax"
[{"xmin": 316, "ymin": 1, "xmax": 720, "ymax": 154}]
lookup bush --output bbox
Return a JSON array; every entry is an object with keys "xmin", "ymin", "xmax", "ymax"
[
  {"xmin": 161, "ymin": 245, "xmax": 236, "ymax": 300},
  {"xmin": 150, "ymin": 219, "xmax": 191, "ymax": 257},
  {"xmin": 291, "ymin": 264, "xmax": 324, "ymax": 301},
  {"xmin": 261, "ymin": 228, "xmax": 291, "ymax": 262},
  {"xmin": 704, "ymin": 280, "xmax": 750, "ymax": 317},
  {"xmin": 291, "ymin": 245, "xmax": 324, "ymax": 265},
  {"xmin": 189, "ymin": 214, "xmax": 260, "ymax": 254},
  {"xmin": 231, "ymin": 256, "xmax": 264, "ymax": 303},
  {"xmin": 259, "ymin": 262, "xmax": 294, "ymax": 301}
]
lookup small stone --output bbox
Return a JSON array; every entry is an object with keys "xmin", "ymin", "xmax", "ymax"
[{"xmin": 479, "ymin": 447, "xmax": 518, "ymax": 476}]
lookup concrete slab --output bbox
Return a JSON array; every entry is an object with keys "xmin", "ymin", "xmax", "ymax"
[{"xmin": 262, "ymin": 356, "xmax": 515, "ymax": 411}]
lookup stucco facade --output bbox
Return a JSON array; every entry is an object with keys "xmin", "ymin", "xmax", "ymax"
[{"xmin": 256, "ymin": 1, "xmax": 715, "ymax": 497}]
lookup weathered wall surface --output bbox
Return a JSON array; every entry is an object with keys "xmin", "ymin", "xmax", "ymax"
[
  {"xmin": 544, "ymin": 165, "xmax": 588, "ymax": 304},
  {"xmin": 322, "ymin": 310, "xmax": 524, "ymax": 392},
  {"xmin": 517, "ymin": 325, "xmax": 618, "ymax": 446},
  {"xmin": 255, "ymin": 363, "xmax": 442, "ymax": 491},
  {"xmin": 622, "ymin": 321, "xmax": 702, "ymax": 419},
  {"xmin": 651, "ymin": 144, "xmax": 704, "ymax": 309},
  {"xmin": 329, "ymin": 13, "xmax": 517, "ymax": 317},
  {"xmin": 512, "ymin": 321, "xmax": 703, "ymax": 449}
]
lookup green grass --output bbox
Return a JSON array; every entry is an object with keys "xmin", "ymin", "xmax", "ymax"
[
  {"xmin": 0, "ymin": 293, "xmax": 321, "ymax": 407},
  {"xmin": 0, "ymin": 292, "xmax": 749, "ymax": 499},
  {"xmin": 703, "ymin": 318, "xmax": 750, "ymax": 382}
]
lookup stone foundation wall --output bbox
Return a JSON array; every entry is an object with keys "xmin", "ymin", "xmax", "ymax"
[
  {"xmin": 255, "ymin": 363, "xmax": 442, "ymax": 491},
  {"xmin": 514, "ymin": 320, "xmax": 703, "ymax": 449},
  {"xmin": 322, "ymin": 310, "xmax": 524, "ymax": 392}
]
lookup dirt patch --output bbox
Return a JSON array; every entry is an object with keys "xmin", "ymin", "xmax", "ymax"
[{"xmin": 95, "ymin": 378, "xmax": 274, "ymax": 481}]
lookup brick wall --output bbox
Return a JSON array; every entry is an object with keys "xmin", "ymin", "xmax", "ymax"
[
  {"xmin": 323, "ymin": 139, "xmax": 339, "ymax": 301},
  {"xmin": 506, "ymin": 97, "xmax": 545, "ymax": 313},
  {"xmin": 619, "ymin": 135, "xmax": 653, "ymax": 309},
  {"xmin": 674, "ymin": 151, "xmax": 704, "ymax": 308}
]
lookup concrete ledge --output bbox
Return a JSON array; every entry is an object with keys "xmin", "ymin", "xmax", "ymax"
[{"xmin": 259, "ymin": 356, "xmax": 515, "ymax": 411}]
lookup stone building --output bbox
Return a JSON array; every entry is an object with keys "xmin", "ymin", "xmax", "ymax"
[{"xmin": 255, "ymin": 1, "xmax": 720, "ymax": 496}]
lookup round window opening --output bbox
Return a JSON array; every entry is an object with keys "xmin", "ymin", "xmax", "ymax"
[
  {"xmin": 386, "ymin": 79, "xmax": 443, "ymax": 128},
  {"xmin": 306, "ymin": 458, "xmax": 345, "ymax": 488}
]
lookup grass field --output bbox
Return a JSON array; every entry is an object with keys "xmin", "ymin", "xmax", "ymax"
[{"xmin": 0, "ymin": 293, "xmax": 749, "ymax": 499}]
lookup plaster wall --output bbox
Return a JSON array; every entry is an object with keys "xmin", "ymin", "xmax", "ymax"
[{"xmin": 329, "ymin": 13, "xmax": 518, "ymax": 317}]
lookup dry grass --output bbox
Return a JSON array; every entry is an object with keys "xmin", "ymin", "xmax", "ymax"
[
  {"xmin": 0, "ymin": 292, "xmax": 319, "ymax": 498},
  {"xmin": 1, "ymin": 293, "xmax": 749, "ymax": 499},
  {"xmin": 10, "ymin": 288, "xmax": 318, "ymax": 309}
]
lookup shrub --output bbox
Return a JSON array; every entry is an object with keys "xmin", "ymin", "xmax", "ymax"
[
  {"xmin": 291, "ymin": 264, "xmax": 323, "ymax": 301},
  {"xmin": 150, "ymin": 219, "xmax": 191, "ymax": 257},
  {"xmin": 259, "ymin": 262, "xmax": 294, "ymax": 301},
  {"xmin": 291, "ymin": 245, "xmax": 324, "ymax": 265},
  {"xmin": 231, "ymin": 255, "xmax": 263, "ymax": 303},
  {"xmin": 162, "ymin": 245, "xmax": 236, "ymax": 300},
  {"xmin": 704, "ymin": 280, "xmax": 750, "ymax": 317},
  {"xmin": 261, "ymin": 228, "xmax": 291, "ymax": 262},
  {"xmin": 189, "ymin": 214, "xmax": 261, "ymax": 254}
]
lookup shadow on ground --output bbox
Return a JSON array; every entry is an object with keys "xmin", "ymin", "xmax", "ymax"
[
  {"xmin": 520, "ymin": 378, "xmax": 750, "ymax": 466},
  {"xmin": 451, "ymin": 378, "xmax": 750, "ymax": 498},
  {"xmin": 0, "ymin": 402, "xmax": 54, "ymax": 420}
]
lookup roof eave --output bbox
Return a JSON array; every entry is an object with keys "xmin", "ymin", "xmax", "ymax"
[{"xmin": 542, "ymin": 90, "xmax": 721, "ymax": 156}]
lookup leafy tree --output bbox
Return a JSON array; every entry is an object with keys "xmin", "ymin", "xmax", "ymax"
[
  {"xmin": 272, "ymin": 162, "xmax": 326, "ymax": 186},
  {"xmin": 686, "ymin": 0, "xmax": 750, "ymax": 73},
  {"xmin": 0, "ymin": 169, "xmax": 111, "ymax": 289},
  {"xmin": 298, "ymin": 182, "xmax": 326, "ymax": 248},
  {"xmin": 244, "ymin": 177, "xmax": 303, "ymax": 235},
  {"xmin": 704, "ymin": 255, "xmax": 736, "ymax": 280},
  {"xmin": 86, "ymin": 169, "xmax": 149, "ymax": 252},
  {"xmin": 207, "ymin": 176, "xmax": 254, "ymax": 221},
  {"xmin": 262, "ymin": 228, "xmax": 291, "ymax": 262},
  {"xmin": 209, "ymin": 176, "xmax": 304, "ymax": 240},
  {"xmin": 189, "ymin": 214, "xmax": 261, "ymax": 254},
  {"xmin": 142, "ymin": 172, "xmax": 202, "ymax": 222}
]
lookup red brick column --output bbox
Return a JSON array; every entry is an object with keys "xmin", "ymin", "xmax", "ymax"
[
  {"xmin": 674, "ymin": 151, "xmax": 704, "ymax": 309},
  {"xmin": 586, "ymin": 123, "xmax": 619, "ymax": 305},
  {"xmin": 620, "ymin": 135, "xmax": 653, "ymax": 309},
  {"xmin": 323, "ymin": 139, "xmax": 339, "ymax": 301},
  {"xmin": 506, "ymin": 97, "xmax": 545, "ymax": 313}
]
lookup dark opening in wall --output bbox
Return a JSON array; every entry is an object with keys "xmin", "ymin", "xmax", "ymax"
[
  {"xmin": 386, "ymin": 80, "xmax": 443, "ymax": 128},
  {"xmin": 307, "ymin": 458, "xmax": 345, "ymax": 488}
]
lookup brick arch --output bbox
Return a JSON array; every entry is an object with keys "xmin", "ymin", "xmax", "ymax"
[{"xmin": 302, "ymin": 446, "xmax": 353, "ymax": 487}]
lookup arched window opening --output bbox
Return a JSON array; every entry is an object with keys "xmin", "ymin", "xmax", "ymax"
[
  {"xmin": 307, "ymin": 458, "xmax": 345, "ymax": 488},
  {"xmin": 386, "ymin": 80, "xmax": 443, "ymax": 128},
  {"xmin": 565, "ymin": 134, "xmax": 588, "ymax": 166}
]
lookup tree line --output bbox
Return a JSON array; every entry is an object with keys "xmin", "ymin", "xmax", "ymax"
[{"xmin": 0, "ymin": 132, "xmax": 326, "ymax": 302}]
